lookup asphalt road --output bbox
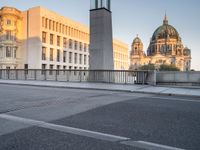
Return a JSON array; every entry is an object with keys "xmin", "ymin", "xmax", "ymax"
[{"xmin": 0, "ymin": 84, "xmax": 200, "ymax": 150}]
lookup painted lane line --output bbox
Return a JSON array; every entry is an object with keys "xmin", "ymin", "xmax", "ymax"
[
  {"xmin": 121, "ymin": 140, "xmax": 185, "ymax": 150},
  {"xmin": 0, "ymin": 114, "xmax": 185, "ymax": 150},
  {"xmin": 0, "ymin": 114, "xmax": 129, "ymax": 142},
  {"xmin": 151, "ymin": 96, "xmax": 200, "ymax": 103}
]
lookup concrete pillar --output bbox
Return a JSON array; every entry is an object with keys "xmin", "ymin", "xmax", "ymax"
[
  {"xmin": 89, "ymin": 0, "xmax": 114, "ymax": 70},
  {"xmin": 89, "ymin": 0, "xmax": 114, "ymax": 82}
]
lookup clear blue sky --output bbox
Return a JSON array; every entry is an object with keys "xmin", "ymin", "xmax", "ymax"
[{"xmin": 1, "ymin": 0, "xmax": 199, "ymax": 70}]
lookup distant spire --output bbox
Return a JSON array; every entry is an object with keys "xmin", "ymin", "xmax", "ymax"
[{"xmin": 163, "ymin": 12, "xmax": 168, "ymax": 25}]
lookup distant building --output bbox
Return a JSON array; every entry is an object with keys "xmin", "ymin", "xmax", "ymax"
[
  {"xmin": 0, "ymin": 6, "xmax": 129, "ymax": 70},
  {"xmin": 113, "ymin": 39, "xmax": 129, "ymax": 70},
  {"xmin": 130, "ymin": 15, "xmax": 192, "ymax": 71}
]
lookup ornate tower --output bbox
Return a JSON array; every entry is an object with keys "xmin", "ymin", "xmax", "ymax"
[
  {"xmin": 130, "ymin": 35, "xmax": 145, "ymax": 70},
  {"xmin": 89, "ymin": 0, "xmax": 114, "ymax": 70},
  {"xmin": 0, "ymin": 7, "xmax": 22, "ymax": 69},
  {"xmin": 131, "ymin": 35, "xmax": 144, "ymax": 56}
]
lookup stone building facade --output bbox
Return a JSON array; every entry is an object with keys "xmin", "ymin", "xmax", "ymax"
[
  {"xmin": 130, "ymin": 15, "xmax": 191, "ymax": 71},
  {"xmin": 0, "ymin": 6, "xmax": 129, "ymax": 70},
  {"xmin": 0, "ymin": 7, "xmax": 23, "ymax": 69}
]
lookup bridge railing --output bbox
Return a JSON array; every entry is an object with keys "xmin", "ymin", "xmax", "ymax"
[{"xmin": 0, "ymin": 69, "xmax": 152, "ymax": 85}]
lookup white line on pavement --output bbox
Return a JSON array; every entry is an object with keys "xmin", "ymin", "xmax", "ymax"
[
  {"xmin": 121, "ymin": 141, "xmax": 185, "ymax": 150},
  {"xmin": 0, "ymin": 114, "xmax": 129, "ymax": 142},
  {"xmin": 151, "ymin": 96, "xmax": 200, "ymax": 103},
  {"xmin": 0, "ymin": 114, "xmax": 186, "ymax": 150}
]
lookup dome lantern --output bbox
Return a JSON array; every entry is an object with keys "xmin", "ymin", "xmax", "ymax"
[{"xmin": 163, "ymin": 13, "xmax": 168, "ymax": 25}]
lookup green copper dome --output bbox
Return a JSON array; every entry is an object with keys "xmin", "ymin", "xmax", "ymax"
[{"xmin": 152, "ymin": 15, "xmax": 180, "ymax": 41}]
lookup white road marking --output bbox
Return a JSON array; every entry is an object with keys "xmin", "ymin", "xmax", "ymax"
[
  {"xmin": 121, "ymin": 140, "xmax": 185, "ymax": 150},
  {"xmin": 151, "ymin": 96, "xmax": 200, "ymax": 103},
  {"xmin": 0, "ymin": 114, "xmax": 186, "ymax": 150},
  {"xmin": 0, "ymin": 114, "xmax": 129, "ymax": 142}
]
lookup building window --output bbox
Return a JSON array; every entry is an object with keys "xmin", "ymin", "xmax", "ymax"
[
  {"xmin": 6, "ymin": 47, "xmax": 11, "ymax": 58},
  {"xmin": 57, "ymin": 36, "xmax": 60, "ymax": 46},
  {"xmin": 63, "ymin": 51, "xmax": 67, "ymax": 63},
  {"xmin": 79, "ymin": 42, "xmax": 82, "ymax": 51},
  {"xmin": 6, "ymin": 31, "xmax": 12, "ymax": 40},
  {"xmin": 45, "ymin": 18, "xmax": 48, "ymax": 28},
  {"xmin": 24, "ymin": 64, "xmax": 28, "ymax": 70},
  {"xmin": 74, "ymin": 41, "xmax": 78, "ymax": 50},
  {"xmin": 6, "ymin": 20, "xmax": 11, "ymax": 25},
  {"xmin": 53, "ymin": 21, "xmax": 55, "ymax": 31},
  {"xmin": 50, "ymin": 48, "xmax": 54, "ymax": 61},
  {"xmin": 59, "ymin": 24, "xmax": 61, "ymax": 33},
  {"xmin": 42, "ymin": 32, "xmax": 46, "ymax": 43},
  {"xmin": 84, "ymin": 43, "xmax": 87, "ymax": 52},
  {"xmin": 56, "ymin": 23, "xmax": 58, "ymax": 32},
  {"xmin": 63, "ymin": 38, "xmax": 67, "ymax": 48},
  {"xmin": 69, "ymin": 52, "xmax": 72, "ymax": 63},
  {"xmin": 49, "ymin": 20, "xmax": 52, "ymax": 30},
  {"xmin": 69, "ymin": 39, "xmax": 73, "ymax": 49},
  {"xmin": 74, "ymin": 53, "xmax": 77, "ymax": 64},
  {"xmin": 50, "ymin": 34, "xmax": 54, "ymax": 45},
  {"xmin": 57, "ymin": 49, "xmax": 60, "ymax": 62},
  {"xmin": 42, "ymin": 47, "xmax": 46, "ymax": 60},
  {"xmin": 79, "ymin": 54, "xmax": 82, "ymax": 65},
  {"xmin": 84, "ymin": 55, "xmax": 87, "ymax": 65}
]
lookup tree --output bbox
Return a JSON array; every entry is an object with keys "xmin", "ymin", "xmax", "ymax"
[
  {"xmin": 139, "ymin": 64, "xmax": 155, "ymax": 70},
  {"xmin": 159, "ymin": 64, "xmax": 180, "ymax": 71}
]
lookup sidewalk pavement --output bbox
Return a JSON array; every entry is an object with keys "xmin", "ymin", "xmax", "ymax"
[{"xmin": 0, "ymin": 79, "xmax": 200, "ymax": 97}]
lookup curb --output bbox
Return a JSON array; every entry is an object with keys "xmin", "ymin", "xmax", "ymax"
[{"xmin": 0, "ymin": 81, "xmax": 200, "ymax": 98}]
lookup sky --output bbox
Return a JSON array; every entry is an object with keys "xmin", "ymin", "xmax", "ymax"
[{"xmin": 0, "ymin": 0, "xmax": 199, "ymax": 70}]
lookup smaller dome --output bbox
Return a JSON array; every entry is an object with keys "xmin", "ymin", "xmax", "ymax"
[
  {"xmin": 132, "ymin": 35, "xmax": 142, "ymax": 44},
  {"xmin": 183, "ymin": 47, "xmax": 191, "ymax": 56}
]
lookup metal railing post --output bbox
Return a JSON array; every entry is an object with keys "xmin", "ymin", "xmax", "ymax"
[
  {"xmin": 79, "ymin": 71, "xmax": 82, "ymax": 82},
  {"xmin": 7, "ymin": 70, "xmax": 10, "ymax": 80},
  {"xmin": 34, "ymin": 70, "xmax": 37, "ymax": 80},
  {"xmin": 25, "ymin": 70, "xmax": 27, "ymax": 80},
  {"xmin": 108, "ymin": 71, "xmax": 111, "ymax": 83},
  {"xmin": 142, "ymin": 71, "xmax": 145, "ymax": 85},
  {"xmin": 44, "ymin": 70, "xmax": 47, "ymax": 80},
  {"xmin": 154, "ymin": 70, "xmax": 157, "ymax": 86},
  {"xmin": 16, "ymin": 70, "xmax": 18, "ymax": 80},
  {"xmin": 0, "ymin": 70, "xmax": 2, "ymax": 79},
  {"xmin": 55, "ymin": 70, "xmax": 58, "ymax": 81},
  {"xmin": 125, "ymin": 71, "xmax": 127, "ymax": 84}
]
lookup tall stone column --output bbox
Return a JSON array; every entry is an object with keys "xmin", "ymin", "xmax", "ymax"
[{"xmin": 89, "ymin": 0, "xmax": 114, "ymax": 82}]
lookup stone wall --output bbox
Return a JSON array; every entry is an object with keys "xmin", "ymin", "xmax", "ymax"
[{"xmin": 156, "ymin": 71, "xmax": 200, "ymax": 86}]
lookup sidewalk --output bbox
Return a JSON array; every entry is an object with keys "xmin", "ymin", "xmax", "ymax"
[{"xmin": 0, "ymin": 79, "xmax": 200, "ymax": 97}]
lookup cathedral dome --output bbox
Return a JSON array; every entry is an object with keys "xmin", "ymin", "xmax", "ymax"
[{"xmin": 152, "ymin": 15, "xmax": 180, "ymax": 41}]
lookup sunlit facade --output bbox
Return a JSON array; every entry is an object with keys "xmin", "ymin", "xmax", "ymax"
[
  {"xmin": 113, "ymin": 39, "xmax": 129, "ymax": 70},
  {"xmin": 0, "ymin": 7, "xmax": 23, "ymax": 69},
  {"xmin": 0, "ymin": 6, "xmax": 129, "ymax": 70}
]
